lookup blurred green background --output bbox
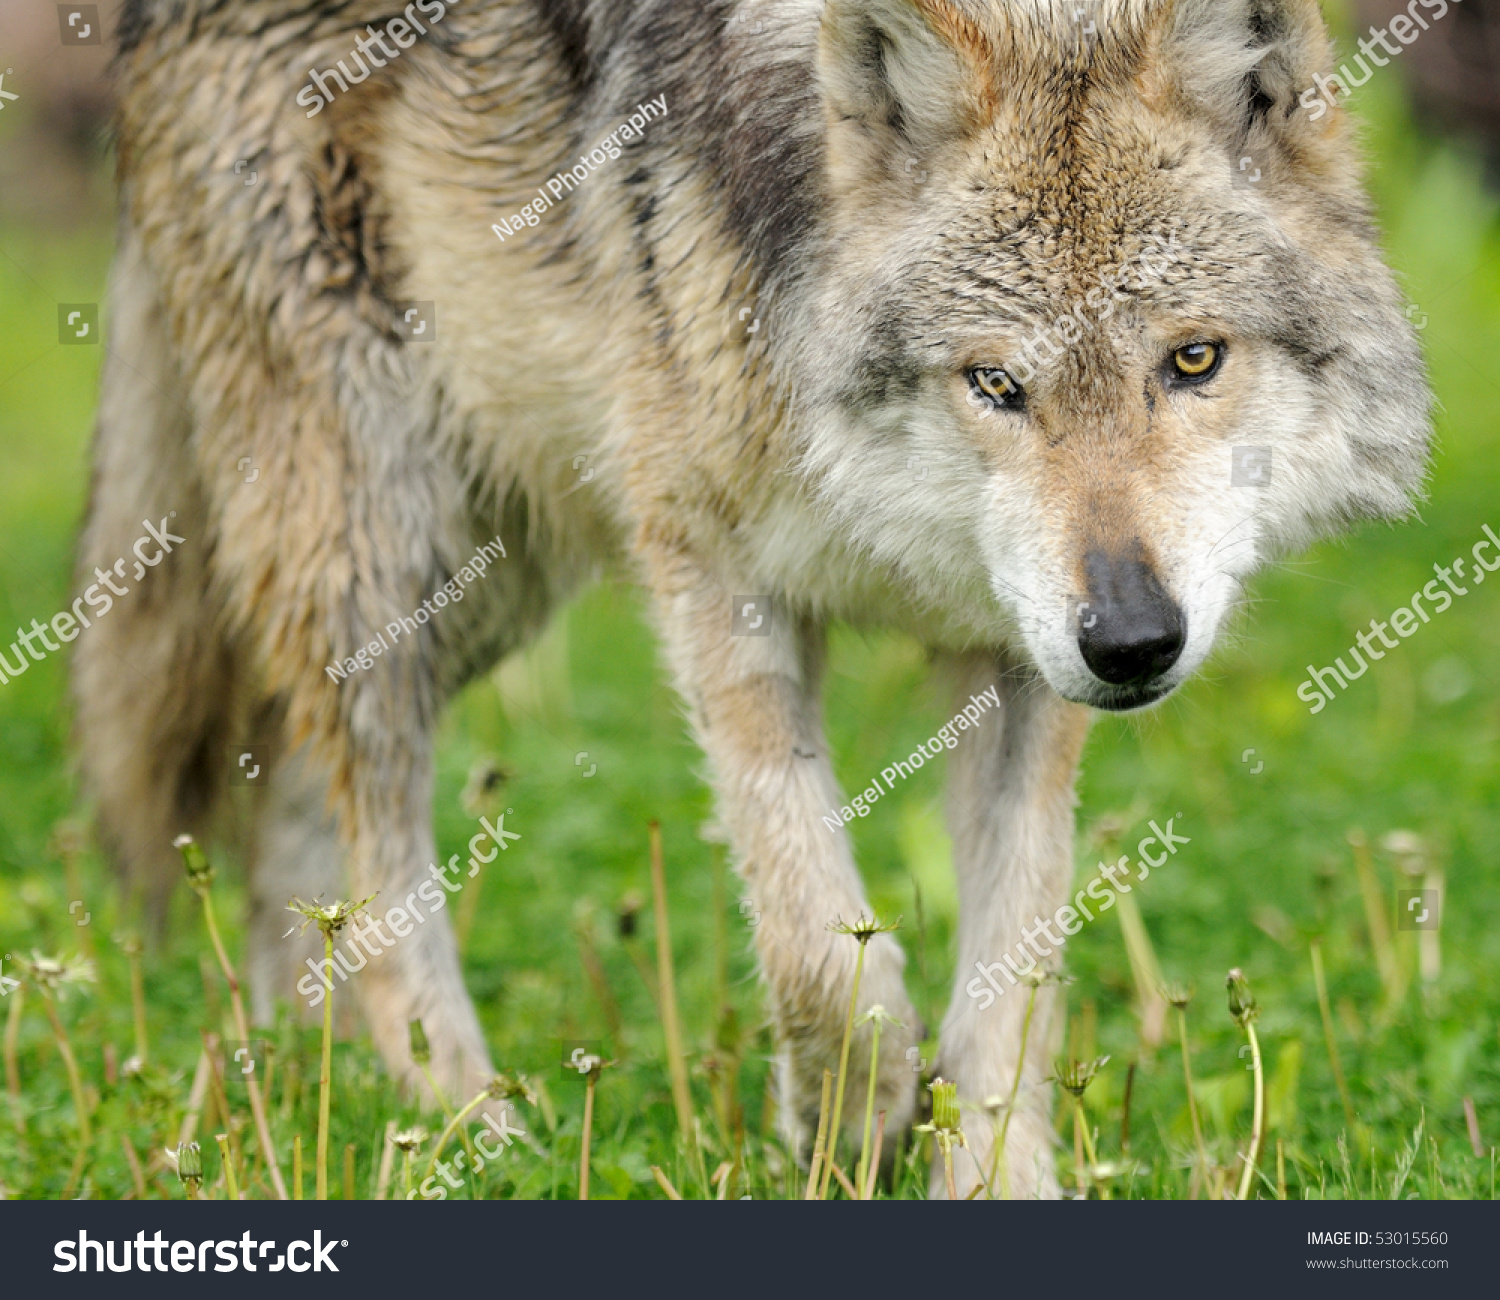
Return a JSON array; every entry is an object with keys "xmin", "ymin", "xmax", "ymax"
[{"xmin": 0, "ymin": 2, "xmax": 1495, "ymax": 1198}]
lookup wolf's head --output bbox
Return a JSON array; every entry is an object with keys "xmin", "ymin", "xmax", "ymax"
[{"xmin": 795, "ymin": 0, "xmax": 1431, "ymax": 710}]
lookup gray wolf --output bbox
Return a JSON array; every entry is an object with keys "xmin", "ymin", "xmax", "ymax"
[{"xmin": 77, "ymin": 0, "xmax": 1430, "ymax": 1197}]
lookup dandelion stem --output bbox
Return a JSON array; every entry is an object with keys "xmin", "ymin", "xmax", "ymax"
[
  {"xmin": 120, "ymin": 1135, "xmax": 147, "ymax": 1198},
  {"xmin": 1464, "ymin": 1096, "xmax": 1485, "ymax": 1160},
  {"xmin": 803, "ymin": 1068, "xmax": 832, "ymax": 1200},
  {"xmin": 1237, "ymin": 1019, "xmax": 1265, "ymax": 1200},
  {"xmin": 1074, "ymin": 1096, "xmax": 1101, "ymax": 1198},
  {"xmin": 865, "ymin": 1110, "xmax": 887, "ymax": 1200},
  {"xmin": 1311, "ymin": 942, "xmax": 1357, "ymax": 1135},
  {"xmin": 1077, "ymin": 1102, "xmax": 1093, "ymax": 1193},
  {"xmin": 4, "ymin": 983, "xmax": 23, "ymax": 1133},
  {"xmin": 426, "ymin": 1085, "xmax": 493, "ymax": 1178},
  {"xmin": 125, "ymin": 940, "xmax": 148, "ymax": 1065},
  {"xmin": 418, "ymin": 1061, "xmax": 455, "ymax": 1123},
  {"xmin": 178, "ymin": 1046, "xmax": 211, "ymax": 1148},
  {"xmin": 579, "ymin": 1067, "xmax": 597, "ymax": 1200},
  {"xmin": 1176, "ymin": 1005, "xmax": 1211, "ymax": 1196},
  {"xmin": 199, "ymin": 1030, "xmax": 240, "ymax": 1176},
  {"xmin": 40, "ymin": 991, "xmax": 91, "ymax": 1148},
  {"xmin": 409, "ymin": 1018, "xmax": 472, "ymax": 1164},
  {"xmin": 1073, "ymin": 1101, "xmax": 1085, "ymax": 1193},
  {"xmin": 60, "ymin": 1146, "xmax": 88, "ymax": 1200},
  {"xmin": 990, "ymin": 978, "xmax": 1039, "ymax": 1199},
  {"xmin": 855, "ymin": 1013, "xmax": 884, "ymax": 1199},
  {"xmin": 217, "ymin": 1133, "xmax": 240, "ymax": 1201},
  {"xmin": 316, "ymin": 928, "xmax": 333, "ymax": 1200},
  {"xmin": 830, "ymin": 1161, "xmax": 859, "ymax": 1200},
  {"xmin": 651, "ymin": 1165, "xmax": 683, "ymax": 1199},
  {"xmin": 198, "ymin": 886, "xmax": 288, "ymax": 1199},
  {"xmin": 375, "ymin": 1121, "xmax": 396, "ymax": 1200},
  {"xmin": 649, "ymin": 825, "xmax": 696, "ymax": 1161},
  {"xmin": 820, "ymin": 936, "xmax": 867, "ymax": 1200},
  {"xmin": 1349, "ymin": 830, "xmax": 1399, "ymax": 1001}
]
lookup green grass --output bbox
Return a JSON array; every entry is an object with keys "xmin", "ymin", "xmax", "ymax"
[{"xmin": 0, "ymin": 71, "xmax": 1497, "ymax": 1202}]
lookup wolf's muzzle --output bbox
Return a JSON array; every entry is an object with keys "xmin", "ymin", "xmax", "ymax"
[{"xmin": 1077, "ymin": 549, "xmax": 1186, "ymax": 688}]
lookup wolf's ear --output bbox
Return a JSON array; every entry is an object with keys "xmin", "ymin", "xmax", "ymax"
[
  {"xmin": 1148, "ymin": 0, "xmax": 1349, "ymax": 167},
  {"xmin": 818, "ymin": 0, "xmax": 996, "ymax": 188}
]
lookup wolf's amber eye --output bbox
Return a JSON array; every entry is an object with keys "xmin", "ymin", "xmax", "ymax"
[
  {"xmin": 968, "ymin": 367, "xmax": 1026, "ymax": 411},
  {"xmin": 1171, "ymin": 342, "xmax": 1222, "ymax": 381}
]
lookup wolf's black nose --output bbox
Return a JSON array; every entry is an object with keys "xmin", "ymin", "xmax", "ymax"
[{"xmin": 1076, "ymin": 551, "xmax": 1186, "ymax": 686}]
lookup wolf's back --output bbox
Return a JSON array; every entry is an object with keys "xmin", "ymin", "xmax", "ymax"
[{"xmin": 117, "ymin": 0, "xmax": 416, "ymax": 52}]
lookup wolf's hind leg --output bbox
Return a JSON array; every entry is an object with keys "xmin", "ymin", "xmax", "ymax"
[
  {"xmin": 933, "ymin": 654, "xmax": 1090, "ymax": 1199},
  {"xmin": 244, "ymin": 738, "xmax": 348, "ymax": 1028},
  {"xmin": 72, "ymin": 240, "xmax": 242, "ymax": 925},
  {"xmin": 185, "ymin": 332, "xmax": 500, "ymax": 1112}
]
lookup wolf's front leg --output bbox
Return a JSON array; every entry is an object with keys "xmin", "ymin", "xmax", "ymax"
[
  {"xmin": 934, "ymin": 654, "xmax": 1091, "ymax": 1199},
  {"xmin": 647, "ymin": 555, "xmax": 922, "ymax": 1161}
]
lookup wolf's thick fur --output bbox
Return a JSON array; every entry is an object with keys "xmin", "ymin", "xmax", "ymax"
[{"xmin": 80, "ymin": 0, "xmax": 1429, "ymax": 1196}]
